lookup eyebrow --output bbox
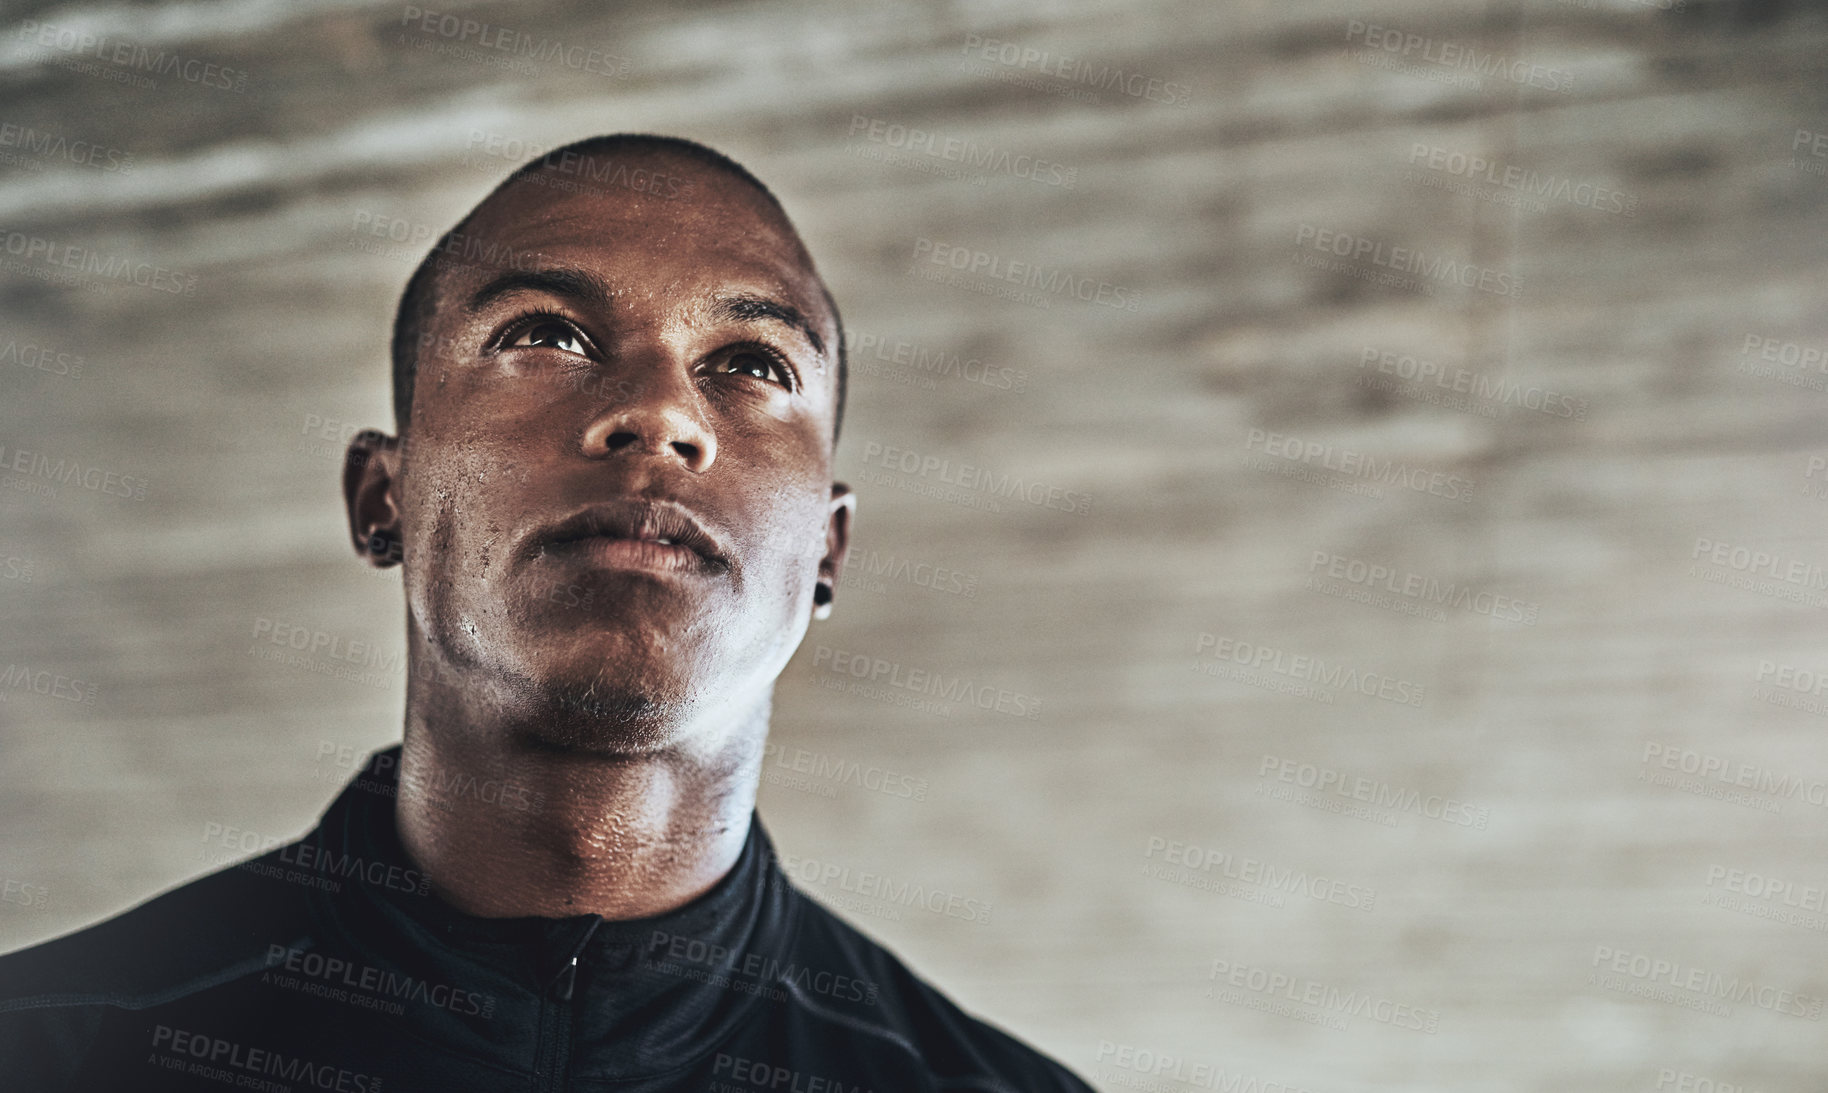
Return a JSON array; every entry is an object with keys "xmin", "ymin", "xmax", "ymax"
[
  {"xmin": 464, "ymin": 267, "xmax": 615, "ymax": 315},
  {"xmin": 707, "ymin": 292, "xmax": 825, "ymax": 359}
]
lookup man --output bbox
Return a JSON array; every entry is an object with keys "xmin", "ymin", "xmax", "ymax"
[{"xmin": 0, "ymin": 134, "xmax": 1093, "ymax": 1092}]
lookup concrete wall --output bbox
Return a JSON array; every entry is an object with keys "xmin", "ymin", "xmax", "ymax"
[{"xmin": 1, "ymin": 0, "xmax": 1825, "ymax": 1088}]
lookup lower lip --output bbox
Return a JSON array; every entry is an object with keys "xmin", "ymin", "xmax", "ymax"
[{"xmin": 546, "ymin": 536, "xmax": 712, "ymax": 574}]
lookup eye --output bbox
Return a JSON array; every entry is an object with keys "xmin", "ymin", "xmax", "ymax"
[
  {"xmin": 503, "ymin": 315, "xmax": 593, "ymax": 357},
  {"xmin": 709, "ymin": 345, "xmax": 796, "ymax": 390}
]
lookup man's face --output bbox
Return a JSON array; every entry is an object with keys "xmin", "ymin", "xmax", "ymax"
[{"xmin": 352, "ymin": 152, "xmax": 850, "ymax": 753}]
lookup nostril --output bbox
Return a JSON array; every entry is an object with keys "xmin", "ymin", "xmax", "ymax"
[{"xmin": 580, "ymin": 415, "xmax": 714, "ymax": 470}]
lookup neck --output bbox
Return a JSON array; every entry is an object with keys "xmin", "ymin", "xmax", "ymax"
[{"xmin": 393, "ymin": 666, "xmax": 769, "ymax": 921}]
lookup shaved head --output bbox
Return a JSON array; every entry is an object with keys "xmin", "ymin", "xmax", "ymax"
[{"xmin": 389, "ymin": 134, "xmax": 848, "ymax": 444}]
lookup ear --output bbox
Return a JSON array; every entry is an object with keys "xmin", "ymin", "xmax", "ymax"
[
  {"xmin": 343, "ymin": 429, "xmax": 404, "ymax": 568},
  {"xmin": 814, "ymin": 482, "xmax": 855, "ymax": 621}
]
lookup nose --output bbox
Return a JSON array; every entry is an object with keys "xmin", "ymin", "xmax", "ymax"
[{"xmin": 578, "ymin": 366, "xmax": 718, "ymax": 474}]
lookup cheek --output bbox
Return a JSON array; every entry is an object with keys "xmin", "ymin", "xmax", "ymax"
[
  {"xmin": 733, "ymin": 483, "xmax": 832, "ymax": 590},
  {"xmin": 400, "ymin": 433, "xmax": 534, "ymax": 584}
]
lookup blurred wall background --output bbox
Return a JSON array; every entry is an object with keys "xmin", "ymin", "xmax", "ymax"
[{"xmin": 2, "ymin": 0, "xmax": 1827, "ymax": 1088}]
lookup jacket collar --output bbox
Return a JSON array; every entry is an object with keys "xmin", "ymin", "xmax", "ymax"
[{"xmin": 297, "ymin": 744, "xmax": 800, "ymax": 1078}]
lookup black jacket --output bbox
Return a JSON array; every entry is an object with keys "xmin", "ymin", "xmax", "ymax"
[{"xmin": 0, "ymin": 746, "xmax": 1093, "ymax": 1092}]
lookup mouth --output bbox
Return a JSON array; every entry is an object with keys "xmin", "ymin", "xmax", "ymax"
[{"xmin": 533, "ymin": 498, "xmax": 731, "ymax": 575}]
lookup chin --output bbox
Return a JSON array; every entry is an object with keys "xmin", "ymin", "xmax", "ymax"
[
  {"xmin": 496, "ymin": 638, "xmax": 703, "ymax": 755},
  {"xmin": 507, "ymin": 678, "xmax": 682, "ymax": 755}
]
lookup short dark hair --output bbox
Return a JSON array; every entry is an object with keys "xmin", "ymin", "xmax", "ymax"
[{"xmin": 388, "ymin": 133, "xmax": 847, "ymax": 444}]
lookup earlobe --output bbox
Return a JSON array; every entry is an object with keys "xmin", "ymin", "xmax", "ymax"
[
  {"xmin": 344, "ymin": 429, "xmax": 404, "ymax": 569},
  {"xmin": 363, "ymin": 528, "xmax": 405, "ymax": 566},
  {"xmin": 814, "ymin": 482, "xmax": 855, "ymax": 621}
]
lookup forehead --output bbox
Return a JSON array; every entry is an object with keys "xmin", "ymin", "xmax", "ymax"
[{"xmin": 446, "ymin": 155, "xmax": 829, "ymax": 324}]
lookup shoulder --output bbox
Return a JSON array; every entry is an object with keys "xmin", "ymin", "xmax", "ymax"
[
  {"xmin": 0, "ymin": 843, "xmax": 315, "ymax": 1014},
  {"xmin": 0, "ymin": 845, "xmax": 315, "ymax": 1092},
  {"xmin": 779, "ymin": 887, "xmax": 1095, "ymax": 1093}
]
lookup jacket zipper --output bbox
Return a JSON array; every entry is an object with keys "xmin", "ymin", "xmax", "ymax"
[
  {"xmin": 533, "ymin": 917, "xmax": 602, "ymax": 1093},
  {"xmin": 533, "ymin": 988, "xmax": 570, "ymax": 1093}
]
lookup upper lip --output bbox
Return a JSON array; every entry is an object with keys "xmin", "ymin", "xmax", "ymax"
[{"xmin": 531, "ymin": 497, "xmax": 731, "ymax": 568}]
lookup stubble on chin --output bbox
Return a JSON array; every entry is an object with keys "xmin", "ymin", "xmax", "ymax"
[{"xmin": 502, "ymin": 665, "xmax": 684, "ymax": 756}]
